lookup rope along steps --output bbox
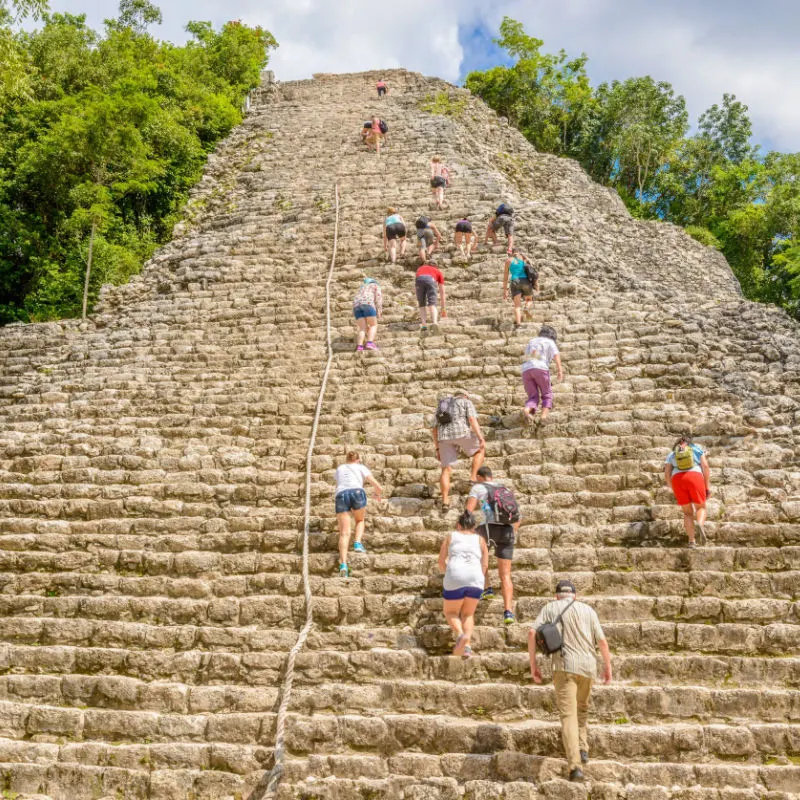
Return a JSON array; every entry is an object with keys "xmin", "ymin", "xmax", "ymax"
[{"xmin": 253, "ymin": 182, "xmax": 340, "ymax": 800}]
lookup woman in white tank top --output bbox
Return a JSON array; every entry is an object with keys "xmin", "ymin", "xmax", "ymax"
[{"xmin": 438, "ymin": 510, "xmax": 489, "ymax": 658}]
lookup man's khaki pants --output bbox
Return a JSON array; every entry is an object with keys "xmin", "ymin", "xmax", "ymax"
[{"xmin": 553, "ymin": 670, "xmax": 593, "ymax": 771}]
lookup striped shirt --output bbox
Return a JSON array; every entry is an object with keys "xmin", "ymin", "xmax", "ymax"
[{"xmin": 533, "ymin": 597, "xmax": 606, "ymax": 680}]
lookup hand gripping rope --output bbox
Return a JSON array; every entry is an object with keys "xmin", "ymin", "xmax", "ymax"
[{"xmin": 258, "ymin": 183, "xmax": 340, "ymax": 799}]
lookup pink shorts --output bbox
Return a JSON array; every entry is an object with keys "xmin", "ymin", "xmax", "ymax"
[
  {"xmin": 438, "ymin": 434, "xmax": 482, "ymax": 468},
  {"xmin": 671, "ymin": 471, "xmax": 707, "ymax": 506}
]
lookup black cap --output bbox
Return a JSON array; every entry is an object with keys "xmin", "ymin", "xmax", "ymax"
[{"xmin": 555, "ymin": 579, "xmax": 576, "ymax": 594}]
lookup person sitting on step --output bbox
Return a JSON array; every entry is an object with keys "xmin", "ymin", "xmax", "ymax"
[
  {"xmin": 415, "ymin": 215, "xmax": 441, "ymax": 262},
  {"xmin": 438, "ymin": 510, "xmax": 488, "ymax": 659},
  {"xmin": 352, "ymin": 277, "xmax": 383, "ymax": 352},
  {"xmin": 415, "ymin": 258, "xmax": 447, "ymax": 331},
  {"xmin": 530, "ymin": 579, "xmax": 612, "ymax": 783},
  {"xmin": 485, "ymin": 202, "xmax": 515, "ymax": 254},
  {"xmin": 503, "ymin": 249, "xmax": 539, "ymax": 327},
  {"xmin": 664, "ymin": 435, "xmax": 711, "ymax": 547},
  {"xmin": 334, "ymin": 451, "xmax": 382, "ymax": 578},
  {"xmin": 430, "ymin": 156, "xmax": 449, "ymax": 210},
  {"xmin": 454, "ymin": 217, "xmax": 477, "ymax": 260},
  {"xmin": 522, "ymin": 325, "xmax": 563, "ymax": 426},
  {"xmin": 465, "ymin": 465, "xmax": 521, "ymax": 624},
  {"xmin": 383, "ymin": 207, "xmax": 407, "ymax": 264},
  {"xmin": 431, "ymin": 389, "xmax": 486, "ymax": 512}
]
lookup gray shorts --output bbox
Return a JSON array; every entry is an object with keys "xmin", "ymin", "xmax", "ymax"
[
  {"xmin": 417, "ymin": 228, "xmax": 435, "ymax": 247},
  {"xmin": 493, "ymin": 215, "xmax": 514, "ymax": 236},
  {"xmin": 511, "ymin": 278, "xmax": 533, "ymax": 298},
  {"xmin": 415, "ymin": 276, "xmax": 438, "ymax": 307},
  {"xmin": 438, "ymin": 434, "xmax": 482, "ymax": 468}
]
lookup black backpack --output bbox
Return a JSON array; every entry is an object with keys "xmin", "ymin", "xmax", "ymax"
[
  {"xmin": 378, "ymin": 120, "xmax": 388, "ymax": 133},
  {"xmin": 416, "ymin": 216, "xmax": 431, "ymax": 230},
  {"xmin": 535, "ymin": 598, "xmax": 576, "ymax": 655},
  {"xmin": 524, "ymin": 261, "xmax": 538, "ymax": 285},
  {"xmin": 485, "ymin": 484, "xmax": 520, "ymax": 525},
  {"xmin": 435, "ymin": 397, "xmax": 456, "ymax": 426},
  {"xmin": 496, "ymin": 203, "xmax": 514, "ymax": 217}
]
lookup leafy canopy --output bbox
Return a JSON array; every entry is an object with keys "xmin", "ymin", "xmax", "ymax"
[
  {"xmin": 465, "ymin": 16, "xmax": 800, "ymax": 319},
  {"xmin": 0, "ymin": 1, "xmax": 277, "ymax": 323}
]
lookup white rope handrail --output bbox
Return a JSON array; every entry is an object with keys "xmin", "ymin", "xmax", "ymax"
[{"xmin": 260, "ymin": 182, "xmax": 340, "ymax": 798}]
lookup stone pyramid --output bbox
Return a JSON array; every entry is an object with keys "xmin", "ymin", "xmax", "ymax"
[{"xmin": 0, "ymin": 68, "xmax": 798, "ymax": 800}]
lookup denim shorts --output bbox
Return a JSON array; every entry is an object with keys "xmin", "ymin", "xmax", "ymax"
[
  {"xmin": 353, "ymin": 304, "xmax": 377, "ymax": 320},
  {"xmin": 335, "ymin": 488, "xmax": 367, "ymax": 514}
]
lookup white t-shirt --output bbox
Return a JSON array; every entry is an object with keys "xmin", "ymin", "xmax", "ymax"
[
  {"xmin": 334, "ymin": 463, "xmax": 372, "ymax": 494},
  {"xmin": 522, "ymin": 336, "xmax": 559, "ymax": 373}
]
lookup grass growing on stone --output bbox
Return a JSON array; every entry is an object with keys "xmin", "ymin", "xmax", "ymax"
[{"xmin": 419, "ymin": 91, "xmax": 468, "ymax": 118}]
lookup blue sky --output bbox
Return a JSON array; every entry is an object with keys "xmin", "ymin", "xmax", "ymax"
[{"xmin": 31, "ymin": 0, "xmax": 800, "ymax": 152}]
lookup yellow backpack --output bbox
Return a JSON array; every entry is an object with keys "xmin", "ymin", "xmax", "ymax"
[{"xmin": 673, "ymin": 443, "xmax": 696, "ymax": 471}]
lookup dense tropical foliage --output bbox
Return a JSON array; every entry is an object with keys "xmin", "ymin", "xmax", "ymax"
[
  {"xmin": 0, "ymin": 0, "xmax": 276, "ymax": 323},
  {"xmin": 466, "ymin": 18, "xmax": 800, "ymax": 318}
]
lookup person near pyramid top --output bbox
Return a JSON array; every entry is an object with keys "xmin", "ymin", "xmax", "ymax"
[
  {"xmin": 376, "ymin": 79, "xmax": 388, "ymax": 98},
  {"xmin": 454, "ymin": 216, "xmax": 477, "ymax": 261},
  {"xmin": 414, "ymin": 215, "xmax": 441, "ymax": 263},
  {"xmin": 362, "ymin": 116, "xmax": 387, "ymax": 154},
  {"xmin": 485, "ymin": 202, "xmax": 515, "ymax": 254},
  {"xmin": 383, "ymin": 207, "xmax": 407, "ymax": 264},
  {"xmin": 503, "ymin": 250, "xmax": 539, "ymax": 328},
  {"xmin": 430, "ymin": 156, "xmax": 449, "ymax": 210}
]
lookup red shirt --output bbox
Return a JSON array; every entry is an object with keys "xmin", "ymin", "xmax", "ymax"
[{"xmin": 416, "ymin": 265, "xmax": 444, "ymax": 284}]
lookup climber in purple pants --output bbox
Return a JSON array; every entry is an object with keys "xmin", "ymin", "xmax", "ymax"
[{"xmin": 521, "ymin": 325, "xmax": 563, "ymax": 425}]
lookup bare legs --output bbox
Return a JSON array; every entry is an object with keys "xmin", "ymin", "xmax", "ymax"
[
  {"xmin": 681, "ymin": 502, "xmax": 707, "ymax": 544},
  {"xmin": 432, "ymin": 187, "xmax": 444, "ymax": 209},
  {"xmin": 355, "ymin": 318, "xmax": 367, "ymax": 347},
  {"xmin": 469, "ymin": 448, "xmax": 485, "ymax": 481},
  {"xmin": 497, "ymin": 557, "xmax": 513, "ymax": 612},
  {"xmin": 338, "ymin": 507, "xmax": 366, "ymax": 564},
  {"xmin": 455, "ymin": 232, "xmax": 476, "ymax": 260},
  {"xmin": 366, "ymin": 319, "xmax": 378, "ymax": 345},
  {"xmin": 439, "ymin": 464, "xmax": 452, "ymax": 506},
  {"xmin": 419, "ymin": 304, "xmax": 438, "ymax": 326},
  {"xmin": 443, "ymin": 597, "xmax": 480, "ymax": 653}
]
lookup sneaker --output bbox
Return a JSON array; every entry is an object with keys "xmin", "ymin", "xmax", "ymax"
[
  {"xmin": 356, "ymin": 345, "xmax": 364, "ymax": 352},
  {"xmin": 569, "ymin": 768, "xmax": 585, "ymax": 783},
  {"xmin": 480, "ymin": 587, "xmax": 495, "ymax": 600},
  {"xmin": 353, "ymin": 541, "xmax": 366, "ymax": 554},
  {"xmin": 503, "ymin": 610, "xmax": 516, "ymax": 625},
  {"xmin": 580, "ymin": 750, "xmax": 589, "ymax": 765},
  {"xmin": 365, "ymin": 342, "xmax": 379, "ymax": 351},
  {"xmin": 338, "ymin": 563, "xmax": 349, "ymax": 578},
  {"xmin": 688, "ymin": 540, "xmax": 697, "ymax": 548},
  {"xmin": 462, "ymin": 645, "xmax": 473, "ymax": 660},
  {"xmin": 696, "ymin": 523, "xmax": 707, "ymax": 545}
]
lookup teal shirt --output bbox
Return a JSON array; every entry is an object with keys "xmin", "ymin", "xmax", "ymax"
[{"xmin": 509, "ymin": 257, "xmax": 527, "ymax": 281}]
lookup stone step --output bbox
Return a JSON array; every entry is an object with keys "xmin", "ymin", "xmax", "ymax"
[{"xmin": 3, "ymin": 643, "xmax": 797, "ymax": 689}]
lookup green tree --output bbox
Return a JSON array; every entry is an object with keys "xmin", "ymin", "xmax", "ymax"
[
  {"xmin": 596, "ymin": 76, "xmax": 688, "ymax": 205},
  {"xmin": 0, "ymin": 1, "xmax": 277, "ymax": 323}
]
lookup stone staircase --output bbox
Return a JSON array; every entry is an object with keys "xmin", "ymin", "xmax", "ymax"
[{"xmin": 0, "ymin": 68, "xmax": 797, "ymax": 799}]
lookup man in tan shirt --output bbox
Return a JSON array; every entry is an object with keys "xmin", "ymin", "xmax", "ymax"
[{"xmin": 529, "ymin": 579, "xmax": 612, "ymax": 782}]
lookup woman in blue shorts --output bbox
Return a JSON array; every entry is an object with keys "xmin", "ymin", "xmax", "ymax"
[
  {"xmin": 438, "ymin": 510, "xmax": 489, "ymax": 658},
  {"xmin": 334, "ymin": 452, "xmax": 382, "ymax": 577},
  {"xmin": 351, "ymin": 277, "xmax": 383, "ymax": 352}
]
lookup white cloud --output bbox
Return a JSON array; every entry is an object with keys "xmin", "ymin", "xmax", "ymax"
[{"xmin": 35, "ymin": 0, "xmax": 800, "ymax": 150}]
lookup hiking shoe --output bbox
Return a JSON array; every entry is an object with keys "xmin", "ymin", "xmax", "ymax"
[
  {"xmin": 688, "ymin": 540, "xmax": 697, "ymax": 548},
  {"xmin": 365, "ymin": 342, "xmax": 379, "ymax": 351},
  {"xmin": 462, "ymin": 645, "xmax": 473, "ymax": 660},
  {"xmin": 503, "ymin": 610, "xmax": 516, "ymax": 625},
  {"xmin": 580, "ymin": 750, "xmax": 589, "ymax": 764},
  {"xmin": 696, "ymin": 523, "xmax": 707, "ymax": 545},
  {"xmin": 338, "ymin": 563, "xmax": 349, "ymax": 578},
  {"xmin": 356, "ymin": 345, "xmax": 364, "ymax": 352},
  {"xmin": 353, "ymin": 542, "xmax": 366, "ymax": 554},
  {"xmin": 569, "ymin": 768, "xmax": 585, "ymax": 783},
  {"xmin": 481, "ymin": 587, "xmax": 495, "ymax": 600}
]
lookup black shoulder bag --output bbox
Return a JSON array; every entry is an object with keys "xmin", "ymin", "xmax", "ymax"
[{"xmin": 535, "ymin": 598, "xmax": 575, "ymax": 655}]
